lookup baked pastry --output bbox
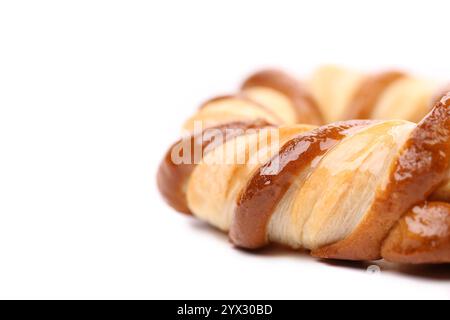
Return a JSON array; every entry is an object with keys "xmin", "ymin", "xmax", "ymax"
[{"xmin": 157, "ymin": 67, "xmax": 450, "ymax": 264}]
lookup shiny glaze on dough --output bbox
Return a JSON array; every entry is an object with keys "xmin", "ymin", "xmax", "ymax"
[
  {"xmin": 230, "ymin": 120, "xmax": 376, "ymax": 249},
  {"xmin": 313, "ymin": 94, "xmax": 450, "ymax": 260},
  {"xmin": 157, "ymin": 121, "xmax": 272, "ymax": 214},
  {"xmin": 382, "ymin": 202, "xmax": 450, "ymax": 264}
]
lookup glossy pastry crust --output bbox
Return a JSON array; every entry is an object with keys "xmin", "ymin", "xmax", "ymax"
[
  {"xmin": 157, "ymin": 120, "xmax": 273, "ymax": 214},
  {"xmin": 157, "ymin": 67, "xmax": 450, "ymax": 264},
  {"xmin": 382, "ymin": 202, "xmax": 450, "ymax": 264},
  {"xmin": 230, "ymin": 120, "xmax": 374, "ymax": 249}
]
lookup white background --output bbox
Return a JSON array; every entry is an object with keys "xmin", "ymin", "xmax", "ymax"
[{"xmin": 0, "ymin": 0, "xmax": 449, "ymax": 299}]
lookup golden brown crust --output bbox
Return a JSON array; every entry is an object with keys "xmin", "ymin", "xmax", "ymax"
[
  {"xmin": 241, "ymin": 70, "xmax": 324, "ymax": 125},
  {"xmin": 157, "ymin": 121, "xmax": 272, "ymax": 214},
  {"xmin": 312, "ymin": 94, "xmax": 450, "ymax": 261},
  {"xmin": 230, "ymin": 120, "xmax": 376, "ymax": 249},
  {"xmin": 381, "ymin": 202, "xmax": 450, "ymax": 264},
  {"xmin": 344, "ymin": 71, "xmax": 406, "ymax": 119},
  {"xmin": 158, "ymin": 66, "xmax": 450, "ymax": 265}
]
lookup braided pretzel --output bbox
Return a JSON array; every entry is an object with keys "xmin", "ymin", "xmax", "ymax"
[{"xmin": 157, "ymin": 67, "xmax": 450, "ymax": 264}]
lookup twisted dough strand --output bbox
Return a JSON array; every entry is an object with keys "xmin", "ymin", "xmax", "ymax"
[{"xmin": 157, "ymin": 67, "xmax": 450, "ymax": 264}]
